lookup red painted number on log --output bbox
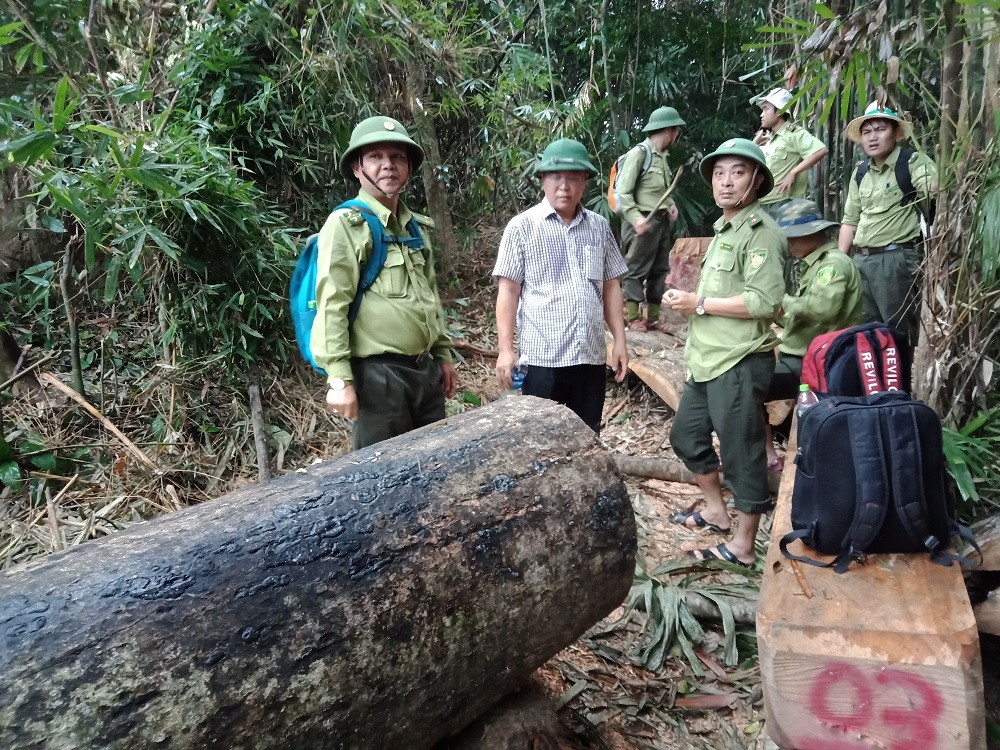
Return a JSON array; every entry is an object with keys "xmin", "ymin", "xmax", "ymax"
[{"xmin": 801, "ymin": 662, "xmax": 944, "ymax": 748}]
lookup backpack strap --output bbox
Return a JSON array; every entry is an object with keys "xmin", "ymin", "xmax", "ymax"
[
  {"xmin": 885, "ymin": 405, "xmax": 982, "ymax": 569},
  {"xmin": 894, "ymin": 145, "xmax": 918, "ymax": 207},
  {"xmin": 854, "ymin": 158, "xmax": 870, "ymax": 187},
  {"xmin": 335, "ymin": 199, "xmax": 426, "ymax": 326},
  {"xmin": 779, "ymin": 526, "xmax": 837, "ymax": 569},
  {"xmin": 832, "ymin": 407, "xmax": 891, "ymax": 573},
  {"xmin": 854, "ymin": 331, "xmax": 885, "ymax": 395},
  {"xmin": 872, "ymin": 327, "xmax": 902, "ymax": 391}
]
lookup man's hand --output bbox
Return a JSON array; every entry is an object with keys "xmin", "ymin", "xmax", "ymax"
[
  {"xmin": 667, "ymin": 205, "xmax": 679, "ymax": 223},
  {"xmin": 775, "ymin": 174, "xmax": 796, "ymax": 194},
  {"xmin": 496, "ymin": 348, "xmax": 518, "ymax": 389},
  {"xmin": 753, "ymin": 129, "xmax": 770, "ymax": 146},
  {"xmin": 633, "ymin": 215, "xmax": 651, "ymax": 236},
  {"xmin": 663, "ymin": 288, "xmax": 697, "ymax": 316},
  {"xmin": 441, "ymin": 362, "xmax": 458, "ymax": 399},
  {"xmin": 610, "ymin": 340, "xmax": 628, "ymax": 383},
  {"xmin": 326, "ymin": 384, "xmax": 358, "ymax": 420}
]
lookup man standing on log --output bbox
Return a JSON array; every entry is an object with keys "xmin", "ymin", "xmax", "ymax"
[
  {"xmin": 763, "ymin": 199, "xmax": 862, "ymax": 471},
  {"xmin": 663, "ymin": 139, "xmax": 787, "ymax": 567},
  {"xmin": 838, "ymin": 102, "xmax": 936, "ymax": 356},
  {"xmin": 617, "ymin": 106, "xmax": 686, "ymax": 331},
  {"xmin": 493, "ymin": 138, "xmax": 629, "ymax": 434},
  {"xmin": 312, "ymin": 115, "xmax": 457, "ymax": 448},
  {"xmin": 751, "ymin": 88, "xmax": 828, "ymax": 220}
]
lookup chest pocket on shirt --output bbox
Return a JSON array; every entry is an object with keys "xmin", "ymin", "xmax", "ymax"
[
  {"xmin": 702, "ymin": 249, "xmax": 737, "ymax": 296},
  {"xmin": 581, "ymin": 245, "xmax": 604, "ymax": 281},
  {"xmin": 375, "ymin": 249, "xmax": 408, "ymax": 298},
  {"xmin": 859, "ymin": 179, "xmax": 900, "ymax": 213}
]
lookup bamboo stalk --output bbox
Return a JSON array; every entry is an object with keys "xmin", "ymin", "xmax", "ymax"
[{"xmin": 39, "ymin": 372, "xmax": 158, "ymax": 472}]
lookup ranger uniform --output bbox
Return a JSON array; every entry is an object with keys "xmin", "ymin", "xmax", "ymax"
[
  {"xmin": 312, "ymin": 116, "xmax": 454, "ymax": 448},
  {"xmin": 617, "ymin": 106, "xmax": 686, "ymax": 329},
  {"xmin": 841, "ymin": 102, "xmax": 936, "ymax": 352},
  {"xmin": 769, "ymin": 199, "xmax": 862, "ymax": 400},
  {"xmin": 669, "ymin": 138, "xmax": 787, "ymax": 530}
]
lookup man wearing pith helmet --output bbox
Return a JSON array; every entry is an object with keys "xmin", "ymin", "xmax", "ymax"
[
  {"xmin": 838, "ymin": 101, "xmax": 936, "ymax": 355},
  {"xmin": 663, "ymin": 138, "xmax": 787, "ymax": 568},
  {"xmin": 751, "ymin": 87, "xmax": 828, "ymax": 218},
  {"xmin": 493, "ymin": 138, "xmax": 629, "ymax": 434},
  {"xmin": 312, "ymin": 115, "xmax": 457, "ymax": 448},
  {"xmin": 617, "ymin": 106, "xmax": 686, "ymax": 331}
]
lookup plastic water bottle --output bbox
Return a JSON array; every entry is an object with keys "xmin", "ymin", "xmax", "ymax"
[
  {"xmin": 510, "ymin": 357, "xmax": 528, "ymax": 393},
  {"xmin": 795, "ymin": 383, "xmax": 819, "ymax": 419}
]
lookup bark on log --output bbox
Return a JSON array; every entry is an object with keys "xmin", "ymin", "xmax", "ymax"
[{"xmin": 0, "ymin": 397, "xmax": 636, "ymax": 750}]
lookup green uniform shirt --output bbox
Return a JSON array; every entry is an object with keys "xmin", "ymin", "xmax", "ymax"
[
  {"xmin": 842, "ymin": 144, "xmax": 937, "ymax": 247},
  {"xmin": 778, "ymin": 241, "xmax": 863, "ymax": 357},
  {"xmin": 759, "ymin": 123, "xmax": 827, "ymax": 205},
  {"xmin": 616, "ymin": 138, "xmax": 675, "ymax": 226},
  {"xmin": 686, "ymin": 204, "xmax": 787, "ymax": 382},
  {"xmin": 310, "ymin": 192, "xmax": 453, "ymax": 384}
]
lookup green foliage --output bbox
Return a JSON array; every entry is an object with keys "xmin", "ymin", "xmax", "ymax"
[
  {"xmin": 944, "ymin": 406, "xmax": 1000, "ymax": 517},
  {"xmin": 601, "ymin": 559, "xmax": 757, "ymax": 674}
]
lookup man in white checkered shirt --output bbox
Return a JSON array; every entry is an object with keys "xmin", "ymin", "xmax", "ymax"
[{"xmin": 493, "ymin": 138, "xmax": 629, "ymax": 434}]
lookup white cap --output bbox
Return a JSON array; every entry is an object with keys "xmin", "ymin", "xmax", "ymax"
[{"xmin": 752, "ymin": 87, "xmax": 794, "ymax": 114}]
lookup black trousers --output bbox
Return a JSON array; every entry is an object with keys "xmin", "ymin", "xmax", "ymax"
[
  {"xmin": 522, "ymin": 363, "xmax": 607, "ymax": 434},
  {"xmin": 351, "ymin": 354, "xmax": 444, "ymax": 449}
]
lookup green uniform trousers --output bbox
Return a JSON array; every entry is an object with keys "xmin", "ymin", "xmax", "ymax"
[
  {"xmin": 621, "ymin": 212, "xmax": 672, "ymax": 307},
  {"xmin": 351, "ymin": 354, "xmax": 445, "ymax": 449},
  {"xmin": 670, "ymin": 352, "xmax": 775, "ymax": 515},
  {"xmin": 853, "ymin": 245, "xmax": 920, "ymax": 354}
]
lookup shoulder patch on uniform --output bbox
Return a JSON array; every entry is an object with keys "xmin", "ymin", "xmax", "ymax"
[
  {"xmin": 816, "ymin": 266, "xmax": 837, "ymax": 285},
  {"xmin": 749, "ymin": 249, "xmax": 767, "ymax": 269},
  {"xmin": 335, "ymin": 207, "xmax": 367, "ymax": 226},
  {"xmin": 412, "ymin": 212, "xmax": 435, "ymax": 228},
  {"xmin": 749, "ymin": 213, "xmax": 763, "ymax": 228}
]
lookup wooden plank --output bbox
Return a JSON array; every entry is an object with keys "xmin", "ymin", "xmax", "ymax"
[{"xmin": 758, "ymin": 431, "xmax": 985, "ymax": 750}]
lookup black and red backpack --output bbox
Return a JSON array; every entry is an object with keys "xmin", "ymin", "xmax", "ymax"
[{"xmin": 800, "ymin": 322, "xmax": 910, "ymax": 396}]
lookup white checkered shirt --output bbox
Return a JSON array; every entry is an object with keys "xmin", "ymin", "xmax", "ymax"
[{"xmin": 493, "ymin": 199, "xmax": 628, "ymax": 367}]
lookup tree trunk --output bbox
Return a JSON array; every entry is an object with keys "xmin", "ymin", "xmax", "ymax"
[
  {"xmin": 0, "ymin": 397, "xmax": 636, "ymax": 750},
  {"xmin": 406, "ymin": 65, "xmax": 459, "ymax": 275}
]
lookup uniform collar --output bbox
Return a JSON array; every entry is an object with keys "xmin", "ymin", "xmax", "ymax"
[
  {"xmin": 870, "ymin": 144, "xmax": 903, "ymax": 173},
  {"xmin": 354, "ymin": 190, "xmax": 412, "ymax": 227},
  {"xmin": 713, "ymin": 202, "xmax": 761, "ymax": 233},
  {"xmin": 800, "ymin": 240, "xmax": 838, "ymax": 269}
]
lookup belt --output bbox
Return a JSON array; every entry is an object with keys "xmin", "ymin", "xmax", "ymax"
[
  {"xmin": 363, "ymin": 352, "xmax": 434, "ymax": 368},
  {"xmin": 855, "ymin": 243, "xmax": 914, "ymax": 256}
]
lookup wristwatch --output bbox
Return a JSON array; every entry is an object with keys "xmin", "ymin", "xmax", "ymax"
[
  {"xmin": 329, "ymin": 377, "xmax": 351, "ymax": 391},
  {"xmin": 695, "ymin": 297, "xmax": 707, "ymax": 316}
]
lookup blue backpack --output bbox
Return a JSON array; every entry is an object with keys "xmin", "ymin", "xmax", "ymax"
[{"xmin": 290, "ymin": 199, "xmax": 424, "ymax": 374}]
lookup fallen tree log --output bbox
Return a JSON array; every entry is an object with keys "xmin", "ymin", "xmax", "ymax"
[{"xmin": 0, "ymin": 396, "xmax": 636, "ymax": 750}]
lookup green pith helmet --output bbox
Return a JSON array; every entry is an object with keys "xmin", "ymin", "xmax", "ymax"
[
  {"xmin": 699, "ymin": 137, "xmax": 774, "ymax": 198},
  {"xmin": 534, "ymin": 138, "xmax": 598, "ymax": 176},
  {"xmin": 642, "ymin": 106, "xmax": 686, "ymax": 132},
  {"xmin": 339, "ymin": 116, "xmax": 425, "ymax": 178},
  {"xmin": 774, "ymin": 199, "xmax": 839, "ymax": 238}
]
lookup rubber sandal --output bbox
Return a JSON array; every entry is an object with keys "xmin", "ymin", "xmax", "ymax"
[
  {"xmin": 672, "ymin": 510, "xmax": 730, "ymax": 535},
  {"xmin": 767, "ymin": 456, "xmax": 785, "ymax": 474},
  {"xmin": 687, "ymin": 543, "xmax": 755, "ymax": 569},
  {"xmin": 628, "ymin": 319, "xmax": 649, "ymax": 331}
]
